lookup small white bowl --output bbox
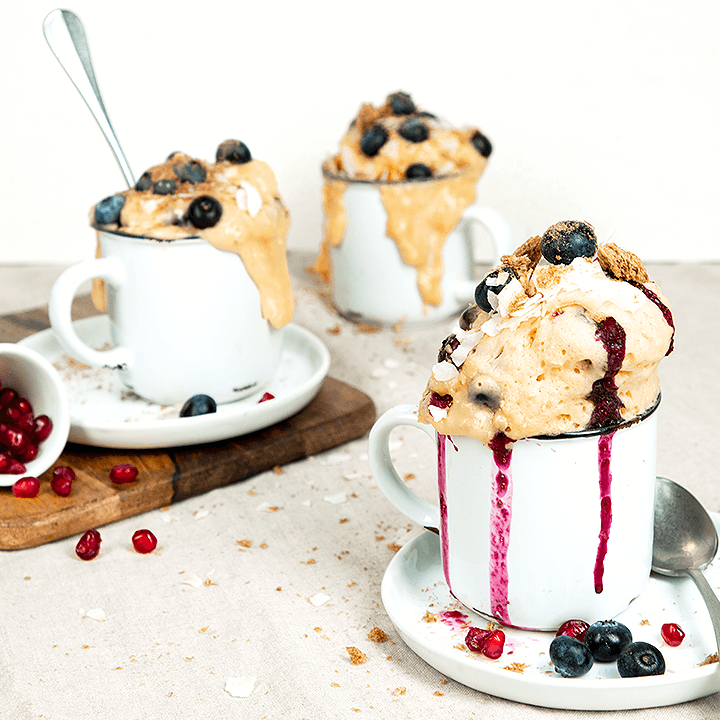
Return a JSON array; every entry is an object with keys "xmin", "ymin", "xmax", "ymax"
[{"xmin": 0, "ymin": 343, "xmax": 70, "ymax": 486}]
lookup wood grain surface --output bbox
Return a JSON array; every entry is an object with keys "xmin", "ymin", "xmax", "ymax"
[{"xmin": 0, "ymin": 298, "xmax": 376, "ymax": 549}]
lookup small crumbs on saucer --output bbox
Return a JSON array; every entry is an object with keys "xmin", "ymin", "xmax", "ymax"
[
  {"xmin": 504, "ymin": 662, "xmax": 529, "ymax": 674},
  {"xmin": 640, "ymin": 619, "xmax": 650, "ymax": 625},
  {"xmin": 346, "ymin": 647, "xmax": 367, "ymax": 665},
  {"xmin": 700, "ymin": 653, "xmax": 719, "ymax": 666},
  {"xmin": 422, "ymin": 611, "xmax": 437, "ymax": 623}
]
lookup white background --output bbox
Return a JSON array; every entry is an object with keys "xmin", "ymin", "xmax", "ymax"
[{"xmin": 1, "ymin": 0, "xmax": 718, "ymax": 264}]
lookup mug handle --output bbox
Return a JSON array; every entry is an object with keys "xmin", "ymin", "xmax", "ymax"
[
  {"xmin": 454, "ymin": 205, "xmax": 514, "ymax": 303},
  {"xmin": 368, "ymin": 404, "xmax": 440, "ymax": 530},
  {"xmin": 48, "ymin": 257, "xmax": 133, "ymax": 369}
]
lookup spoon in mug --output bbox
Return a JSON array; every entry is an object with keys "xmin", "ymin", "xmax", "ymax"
[
  {"xmin": 43, "ymin": 9, "xmax": 135, "ymax": 187},
  {"xmin": 652, "ymin": 476, "xmax": 720, "ymax": 657}
]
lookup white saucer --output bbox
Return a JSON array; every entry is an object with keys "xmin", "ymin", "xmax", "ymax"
[
  {"xmin": 381, "ymin": 517, "xmax": 720, "ymax": 711},
  {"xmin": 19, "ymin": 315, "xmax": 330, "ymax": 449}
]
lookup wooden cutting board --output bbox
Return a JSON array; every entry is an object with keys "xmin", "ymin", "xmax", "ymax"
[{"xmin": 0, "ymin": 297, "xmax": 376, "ymax": 550}]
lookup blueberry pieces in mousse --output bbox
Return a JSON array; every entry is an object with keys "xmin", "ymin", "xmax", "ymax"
[
  {"xmin": 314, "ymin": 91, "xmax": 493, "ymax": 308},
  {"xmin": 90, "ymin": 141, "xmax": 293, "ymax": 329},
  {"xmin": 417, "ymin": 221, "xmax": 675, "ymax": 445}
]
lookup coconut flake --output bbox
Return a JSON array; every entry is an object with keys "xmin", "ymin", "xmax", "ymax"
[
  {"xmin": 323, "ymin": 492, "xmax": 347, "ymax": 505},
  {"xmin": 309, "ymin": 593, "xmax": 331, "ymax": 607},
  {"xmin": 225, "ymin": 676, "xmax": 256, "ymax": 698},
  {"xmin": 428, "ymin": 405, "xmax": 448, "ymax": 422},
  {"xmin": 84, "ymin": 608, "xmax": 107, "ymax": 622},
  {"xmin": 432, "ymin": 362, "xmax": 459, "ymax": 382},
  {"xmin": 182, "ymin": 575, "xmax": 203, "ymax": 588},
  {"xmin": 240, "ymin": 181, "xmax": 262, "ymax": 217}
]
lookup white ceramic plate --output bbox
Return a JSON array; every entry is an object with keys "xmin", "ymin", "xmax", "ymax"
[
  {"xmin": 381, "ymin": 517, "xmax": 720, "ymax": 710},
  {"xmin": 19, "ymin": 316, "xmax": 330, "ymax": 449}
]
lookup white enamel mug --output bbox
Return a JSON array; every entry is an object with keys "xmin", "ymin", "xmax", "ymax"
[
  {"xmin": 326, "ymin": 176, "xmax": 513, "ymax": 326},
  {"xmin": 368, "ymin": 403, "xmax": 659, "ymax": 631},
  {"xmin": 49, "ymin": 230, "xmax": 284, "ymax": 407}
]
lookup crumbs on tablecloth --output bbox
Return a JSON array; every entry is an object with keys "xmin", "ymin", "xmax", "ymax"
[
  {"xmin": 368, "ymin": 627, "xmax": 389, "ymax": 643},
  {"xmin": 346, "ymin": 647, "xmax": 367, "ymax": 665}
]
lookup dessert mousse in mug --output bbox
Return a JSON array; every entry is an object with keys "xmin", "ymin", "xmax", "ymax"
[
  {"xmin": 370, "ymin": 221, "xmax": 675, "ymax": 630},
  {"xmin": 49, "ymin": 141, "xmax": 293, "ymax": 407}
]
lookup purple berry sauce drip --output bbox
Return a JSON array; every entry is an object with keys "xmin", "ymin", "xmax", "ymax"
[
  {"xmin": 437, "ymin": 433, "xmax": 453, "ymax": 593},
  {"xmin": 630, "ymin": 280, "xmax": 675, "ymax": 355},
  {"xmin": 594, "ymin": 432, "xmax": 615, "ymax": 593},
  {"xmin": 488, "ymin": 432, "xmax": 513, "ymax": 624},
  {"xmin": 587, "ymin": 316, "xmax": 626, "ymax": 429}
]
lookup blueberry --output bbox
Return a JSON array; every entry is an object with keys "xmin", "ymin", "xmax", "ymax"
[
  {"xmin": 398, "ymin": 118, "xmax": 429, "ymax": 143},
  {"xmin": 474, "ymin": 267, "xmax": 516, "ymax": 313},
  {"xmin": 174, "ymin": 160, "xmax": 207, "ymax": 184},
  {"xmin": 616, "ymin": 642, "xmax": 665, "ymax": 677},
  {"xmin": 437, "ymin": 334, "xmax": 460, "ymax": 363},
  {"xmin": 153, "ymin": 179, "xmax": 177, "ymax": 195},
  {"xmin": 388, "ymin": 91, "xmax": 416, "ymax": 115},
  {"xmin": 135, "ymin": 171, "xmax": 152, "ymax": 192},
  {"xmin": 540, "ymin": 220, "xmax": 598, "ymax": 265},
  {"xmin": 94, "ymin": 194, "xmax": 125, "ymax": 225},
  {"xmin": 166, "ymin": 151, "xmax": 183, "ymax": 160},
  {"xmin": 187, "ymin": 195, "xmax": 222, "ymax": 229},
  {"xmin": 406, "ymin": 163, "xmax": 432, "ymax": 180},
  {"xmin": 216, "ymin": 139, "xmax": 252, "ymax": 164},
  {"xmin": 179, "ymin": 394, "xmax": 217, "ymax": 417},
  {"xmin": 585, "ymin": 620, "xmax": 632, "ymax": 662},
  {"xmin": 360, "ymin": 124, "xmax": 388, "ymax": 157},
  {"xmin": 549, "ymin": 636, "xmax": 594, "ymax": 678},
  {"xmin": 458, "ymin": 304, "xmax": 480, "ymax": 330},
  {"xmin": 470, "ymin": 130, "xmax": 492, "ymax": 158}
]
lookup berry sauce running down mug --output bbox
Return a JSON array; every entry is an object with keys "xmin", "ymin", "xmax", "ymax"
[
  {"xmin": 49, "ymin": 229, "xmax": 284, "ymax": 407},
  {"xmin": 320, "ymin": 170, "xmax": 514, "ymax": 326},
  {"xmin": 368, "ymin": 402, "xmax": 659, "ymax": 631}
]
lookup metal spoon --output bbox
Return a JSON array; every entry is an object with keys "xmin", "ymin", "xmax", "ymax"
[
  {"xmin": 43, "ymin": 9, "xmax": 135, "ymax": 187},
  {"xmin": 652, "ymin": 476, "xmax": 720, "ymax": 655}
]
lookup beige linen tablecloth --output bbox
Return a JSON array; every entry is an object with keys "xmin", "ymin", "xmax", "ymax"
[{"xmin": 1, "ymin": 256, "xmax": 719, "ymax": 719}]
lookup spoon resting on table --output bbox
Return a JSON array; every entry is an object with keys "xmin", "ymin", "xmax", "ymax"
[
  {"xmin": 652, "ymin": 476, "xmax": 720, "ymax": 659},
  {"xmin": 43, "ymin": 9, "xmax": 135, "ymax": 187}
]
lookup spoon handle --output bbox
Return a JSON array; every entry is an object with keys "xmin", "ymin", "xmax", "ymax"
[
  {"xmin": 687, "ymin": 567, "xmax": 720, "ymax": 656},
  {"xmin": 43, "ymin": 9, "xmax": 135, "ymax": 188}
]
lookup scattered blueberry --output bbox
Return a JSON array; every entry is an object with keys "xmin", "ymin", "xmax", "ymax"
[
  {"xmin": 470, "ymin": 130, "xmax": 492, "ymax": 158},
  {"xmin": 458, "ymin": 304, "xmax": 480, "ymax": 330},
  {"xmin": 135, "ymin": 171, "xmax": 153, "ymax": 191},
  {"xmin": 474, "ymin": 267, "xmax": 516, "ymax": 312},
  {"xmin": 94, "ymin": 194, "xmax": 126, "ymax": 225},
  {"xmin": 216, "ymin": 139, "xmax": 252, "ymax": 164},
  {"xmin": 360, "ymin": 124, "xmax": 388, "ymax": 157},
  {"xmin": 549, "ymin": 636, "xmax": 594, "ymax": 678},
  {"xmin": 174, "ymin": 160, "xmax": 207, "ymax": 184},
  {"xmin": 398, "ymin": 118, "xmax": 429, "ymax": 143},
  {"xmin": 388, "ymin": 91, "xmax": 416, "ymax": 115},
  {"xmin": 540, "ymin": 220, "xmax": 598, "ymax": 265},
  {"xmin": 584, "ymin": 620, "xmax": 632, "ymax": 662},
  {"xmin": 406, "ymin": 163, "xmax": 432, "ymax": 180},
  {"xmin": 187, "ymin": 196, "xmax": 223, "ymax": 229},
  {"xmin": 179, "ymin": 394, "xmax": 217, "ymax": 417},
  {"xmin": 153, "ymin": 179, "xmax": 177, "ymax": 195},
  {"xmin": 616, "ymin": 642, "xmax": 666, "ymax": 677}
]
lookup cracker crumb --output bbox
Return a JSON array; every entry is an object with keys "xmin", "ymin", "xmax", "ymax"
[
  {"xmin": 346, "ymin": 647, "xmax": 367, "ymax": 665},
  {"xmin": 273, "ymin": 465, "xmax": 283, "ymax": 475},
  {"xmin": 237, "ymin": 539, "xmax": 252, "ymax": 549},
  {"xmin": 434, "ymin": 691, "xmax": 444, "ymax": 696},
  {"xmin": 391, "ymin": 687, "xmax": 406, "ymax": 696},
  {"xmin": 356, "ymin": 323, "xmax": 381, "ymax": 334},
  {"xmin": 700, "ymin": 653, "xmax": 719, "ymax": 666},
  {"xmin": 596, "ymin": 242, "xmax": 649, "ymax": 283},
  {"xmin": 327, "ymin": 325, "xmax": 341, "ymax": 335},
  {"xmin": 386, "ymin": 542, "xmax": 402, "ymax": 553},
  {"xmin": 504, "ymin": 662, "xmax": 529, "ymax": 674},
  {"xmin": 423, "ymin": 611, "xmax": 437, "ymax": 623},
  {"xmin": 368, "ymin": 627, "xmax": 389, "ymax": 643}
]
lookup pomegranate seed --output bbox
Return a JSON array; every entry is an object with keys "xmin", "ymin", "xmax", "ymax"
[
  {"xmin": 0, "ymin": 389, "xmax": 17, "ymax": 407},
  {"xmin": 465, "ymin": 626, "xmax": 506, "ymax": 659},
  {"xmin": 33, "ymin": 415, "xmax": 53, "ymax": 442},
  {"xmin": 6, "ymin": 459, "xmax": 26, "ymax": 474},
  {"xmin": 110, "ymin": 464, "xmax": 139, "ymax": 484},
  {"xmin": 12, "ymin": 476, "xmax": 40, "ymax": 498},
  {"xmin": 132, "ymin": 529, "xmax": 158, "ymax": 554},
  {"xmin": 16, "ymin": 413, "xmax": 35, "ymax": 433},
  {"xmin": 18, "ymin": 443, "xmax": 39, "ymax": 463},
  {"xmin": 259, "ymin": 392, "xmax": 275, "ymax": 403},
  {"xmin": 51, "ymin": 466, "xmax": 75, "ymax": 497},
  {"xmin": 75, "ymin": 529, "xmax": 102, "ymax": 560},
  {"xmin": 3, "ymin": 427, "xmax": 30, "ymax": 455},
  {"xmin": 661, "ymin": 622, "xmax": 685, "ymax": 647},
  {"xmin": 1, "ymin": 405, "xmax": 22, "ymax": 424},
  {"xmin": 0, "ymin": 452, "xmax": 10, "ymax": 472},
  {"xmin": 15, "ymin": 398, "xmax": 33, "ymax": 416},
  {"xmin": 556, "ymin": 619, "xmax": 590, "ymax": 642}
]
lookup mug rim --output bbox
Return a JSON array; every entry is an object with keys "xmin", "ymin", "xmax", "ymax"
[
  {"xmin": 321, "ymin": 160, "xmax": 472, "ymax": 186},
  {"xmin": 92, "ymin": 226, "xmax": 202, "ymax": 243}
]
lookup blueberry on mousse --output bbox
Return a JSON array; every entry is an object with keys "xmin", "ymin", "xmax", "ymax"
[
  {"xmin": 405, "ymin": 163, "xmax": 432, "ymax": 180},
  {"xmin": 153, "ymin": 179, "xmax": 177, "ymax": 196},
  {"xmin": 187, "ymin": 196, "xmax": 222, "ymax": 229},
  {"xmin": 388, "ymin": 91, "xmax": 416, "ymax": 115},
  {"xmin": 541, "ymin": 220, "xmax": 598, "ymax": 265},
  {"xmin": 180, "ymin": 394, "xmax": 218, "ymax": 417},
  {"xmin": 549, "ymin": 635, "xmax": 594, "ymax": 678},
  {"xmin": 135, "ymin": 171, "xmax": 153, "ymax": 192},
  {"xmin": 398, "ymin": 118, "xmax": 429, "ymax": 143},
  {"xmin": 360, "ymin": 124, "xmax": 389, "ymax": 157},
  {"xmin": 470, "ymin": 130, "xmax": 492, "ymax": 158},
  {"xmin": 616, "ymin": 641, "xmax": 666, "ymax": 677},
  {"xmin": 174, "ymin": 160, "xmax": 207, "ymax": 184},
  {"xmin": 584, "ymin": 620, "xmax": 632, "ymax": 662},
  {"xmin": 216, "ymin": 139, "xmax": 252, "ymax": 164},
  {"xmin": 474, "ymin": 267, "xmax": 517, "ymax": 313},
  {"xmin": 94, "ymin": 194, "xmax": 126, "ymax": 225}
]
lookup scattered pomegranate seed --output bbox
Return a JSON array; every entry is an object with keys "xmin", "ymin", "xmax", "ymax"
[
  {"xmin": 556, "ymin": 619, "xmax": 590, "ymax": 642},
  {"xmin": 259, "ymin": 392, "xmax": 275, "ymax": 403},
  {"xmin": 465, "ymin": 626, "xmax": 506, "ymax": 659},
  {"xmin": 51, "ymin": 466, "xmax": 75, "ymax": 497},
  {"xmin": 132, "ymin": 529, "xmax": 158, "ymax": 554},
  {"xmin": 12, "ymin": 476, "xmax": 40, "ymax": 498},
  {"xmin": 110, "ymin": 464, "xmax": 139, "ymax": 484},
  {"xmin": 661, "ymin": 622, "xmax": 685, "ymax": 647},
  {"xmin": 75, "ymin": 529, "xmax": 102, "ymax": 560}
]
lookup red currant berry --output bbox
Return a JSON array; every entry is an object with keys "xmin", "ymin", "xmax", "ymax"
[
  {"xmin": 132, "ymin": 529, "xmax": 158, "ymax": 554},
  {"xmin": 75, "ymin": 529, "xmax": 102, "ymax": 560}
]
